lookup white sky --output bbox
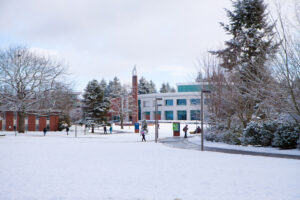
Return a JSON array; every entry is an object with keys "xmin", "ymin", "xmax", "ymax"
[{"xmin": 0, "ymin": 0, "xmax": 297, "ymax": 91}]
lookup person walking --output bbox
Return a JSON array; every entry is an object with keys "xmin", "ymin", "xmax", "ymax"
[
  {"xmin": 66, "ymin": 126, "xmax": 69, "ymax": 136},
  {"xmin": 141, "ymin": 129, "xmax": 146, "ymax": 142},
  {"xmin": 109, "ymin": 126, "xmax": 112, "ymax": 134},
  {"xmin": 183, "ymin": 125, "xmax": 188, "ymax": 138},
  {"xmin": 104, "ymin": 126, "xmax": 107, "ymax": 134},
  {"xmin": 43, "ymin": 127, "xmax": 47, "ymax": 136}
]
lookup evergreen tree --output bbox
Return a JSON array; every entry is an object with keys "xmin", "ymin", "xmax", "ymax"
[
  {"xmin": 149, "ymin": 80, "xmax": 157, "ymax": 93},
  {"xmin": 195, "ymin": 72, "xmax": 204, "ymax": 82},
  {"xmin": 107, "ymin": 76, "xmax": 122, "ymax": 98},
  {"xmin": 160, "ymin": 82, "xmax": 176, "ymax": 93},
  {"xmin": 99, "ymin": 79, "xmax": 109, "ymax": 97},
  {"xmin": 138, "ymin": 77, "xmax": 157, "ymax": 94},
  {"xmin": 82, "ymin": 80, "xmax": 109, "ymax": 128},
  {"xmin": 212, "ymin": 0, "xmax": 278, "ymax": 77},
  {"xmin": 211, "ymin": 0, "xmax": 279, "ymax": 127}
]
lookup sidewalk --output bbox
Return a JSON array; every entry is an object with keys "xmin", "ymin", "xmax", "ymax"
[{"xmin": 160, "ymin": 136, "xmax": 300, "ymax": 160}]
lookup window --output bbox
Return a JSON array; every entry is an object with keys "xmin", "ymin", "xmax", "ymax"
[
  {"xmin": 177, "ymin": 99, "xmax": 187, "ymax": 105},
  {"xmin": 165, "ymin": 111, "xmax": 173, "ymax": 120},
  {"xmin": 165, "ymin": 99, "xmax": 173, "ymax": 106},
  {"xmin": 190, "ymin": 98, "xmax": 200, "ymax": 105},
  {"xmin": 143, "ymin": 101, "xmax": 149, "ymax": 107},
  {"xmin": 144, "ymin": 112, "xmax": 150, "ymax": 120},
  {"xmin": 191, "ymin": 110, "xmax": 201, "ymax": 120},
  {"xmin": 153, "ymin": 111, "xmax": 161, "ymax": 120},
  {"xmin": 177, "ymin": 110, "xmax": 187, "ymax": 120}
]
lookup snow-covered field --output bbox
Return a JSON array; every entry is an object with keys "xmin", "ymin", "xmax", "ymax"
[{"xmin": 1, "ymin": 124, "xmax": 300, "ymax": 200}]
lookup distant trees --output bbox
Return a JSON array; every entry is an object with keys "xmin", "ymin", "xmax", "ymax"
[
  {"xmin": 0, "ymin": 46, "xmax": 68, "ymax": 133},
  {"xmin": 159, "ymin": 83, "xmax": 176, "ymax": 93},
  {"xmin": 138, "ymin": 77, "xmax": 157, "ymax": 94}
]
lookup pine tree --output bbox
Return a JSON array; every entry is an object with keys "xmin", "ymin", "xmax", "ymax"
[
  {"xmin": 211, "ymin": 0, "xmax": 279, "ymax": 127},
  {"xmin": 138, "ymin": 77, "xmax": 157, "ymax": 94},
  {"xmin": 160, "ymin": 82, "xmax": 176, "ymax": 93},
  {"xmin": 82, "ymin": 80, "xmax": 109, "ymax": 131},
  {"xmin": 107, "ymin": 77, "xmax": 122, "ymax": 98},
  {"xmin": 149, "ymin": 80, "xmax": 157, "ymax": 93},
  {"xmin": 99, "ymin": 79, "xmax": 109, "ymax": 97}
]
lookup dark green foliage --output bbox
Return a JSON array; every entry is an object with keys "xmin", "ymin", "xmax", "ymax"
[
  {"xmin": 241, "ymin": 121, "xmax": 276, "ymax": 146},
  {"xmin": 58, "ymin": 115, "xmax": 71, "ymax": 131},
  {"xmin": 82, "ymin": 80, "xmax": 109, "ymax": 124},
  {"xmin": 272, "ymin": 123, "xmax": 300, "ymax": 149}
]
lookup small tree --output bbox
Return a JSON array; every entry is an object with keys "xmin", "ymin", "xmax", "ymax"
[{"xmin": 82, "ymin": 80, "xmax": 109, "ymax": 133}]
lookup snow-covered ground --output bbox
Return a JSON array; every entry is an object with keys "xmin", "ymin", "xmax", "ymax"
[
  {"xmin": 0, "ymin": 124, "xmax": 300, "ymax": 200},
  {"xmin": 188, "ymin": 136, "xmax": 300, "ymax": 156}
]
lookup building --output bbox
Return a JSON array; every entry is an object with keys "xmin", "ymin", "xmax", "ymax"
[{"xmin": 138, "ymin": 82, "xmax": 211, "ymax": 121}]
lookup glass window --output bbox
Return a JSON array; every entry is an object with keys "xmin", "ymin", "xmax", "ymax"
[
  {"xmin": 190, "ymin": 98, "xmax": 200, "ymax": 105},
  {"xmin": 177, "ymin": 99, "xmax": 187, "ymax": 105},
  {"xmin": 177, "ymin": 110, "xmax": 187, "ymax": 120},
  {"xmin": 165, "ymin": 111, "xmax": 173, "ymax": 120},
  {"xmin": 191, "ymin": 110, "xmax": 201, "ymax": 120},
  {"xmin": 165, "ymin": 99, "xmax": 173, "ymax": 106}
]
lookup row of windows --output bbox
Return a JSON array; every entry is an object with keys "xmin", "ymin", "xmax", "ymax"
[
  {"xmin": 142, "ymin": 98, "xmax": 210, "ymax": 108},
  {"xmin": 145, "ymin": 110, "xmax": 201, "ymax": 120}
]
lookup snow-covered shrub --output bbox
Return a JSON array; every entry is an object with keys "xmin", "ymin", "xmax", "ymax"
[
  {"xmin": 241, "ymin": 121, "xmax": 276, "ymax": 146},
  {"xmin": 205, "ymin": 126, "xmax": 241, "ymax": 145},
  {"xmin": 272, "ymin": 123, "xmax": 300, "ymax": 149}
]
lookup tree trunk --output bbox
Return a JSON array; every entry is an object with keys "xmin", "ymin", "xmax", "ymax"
[
  {"xmin": 18, "ymin": 112, "xmax": 25, "ymax": 133},
  {"xmin": 120, "ymin": 114, "xmax": 124, "ymax": 129},
  {"xmin": 91, "ymin": 124, "xmax": 94, "ymax": 133}
]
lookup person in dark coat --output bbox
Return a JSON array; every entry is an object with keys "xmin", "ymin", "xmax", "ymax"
[
  {"xmin": 66, "ymin": 127, "xmax": 69, "ymax": 135},
  {"xmin": 104, "ymin": 126, "xmax": 107, "ymax": 134},
  {"xmin": 43, "ymin": 127, "xmax": 47, "ymax": 136},
  {"xmin": 141, "ymin": 129, "xmax": 146, "ymax": 142},
  {"xmin": 195, "ymin": 126, "xmax": 202, "ymax": 134},
  {"xmin": 183, "ymin": 125, "xmax": 188, "ymax": 138}
]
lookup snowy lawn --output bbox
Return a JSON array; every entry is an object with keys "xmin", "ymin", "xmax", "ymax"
[{"xmin": 0, "ymin": 126, "xmax": 300, "ymax": 200}]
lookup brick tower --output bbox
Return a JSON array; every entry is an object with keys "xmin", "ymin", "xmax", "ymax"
[{"xmin": 132, "ymin": 66, "xmax": 138, "ymax": 127}]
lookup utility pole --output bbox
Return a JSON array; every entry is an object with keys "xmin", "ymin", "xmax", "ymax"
[{"xmin": 155, "ymin": 97, "xmax": 162, "ymax": 143}]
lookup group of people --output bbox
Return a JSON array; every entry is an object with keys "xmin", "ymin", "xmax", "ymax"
[
  {"xmin": 103, "ymin": 126, "xmax": 113, "ymax": 134},
  {"xmin": 183, "ymin": 125, "xmax": 202, "ymax": 138}
]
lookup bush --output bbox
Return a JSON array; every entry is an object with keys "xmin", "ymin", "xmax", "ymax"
[
  {"xmin": 297, "ymin": 137, "xmax": 300, "ymax": 149},
  {"xmin": 241, "ymin": 121, "xmax": 276, "ymax": 146},
  {"xmin": 272, "ymin": 123, "xmax": 300, "ymax": 149},
  {"xmin": 205, "ymin": 126, "xmax": 241, "ymax": 145},
  {"xmin": 58, "ymin": 115, "xmax": 71, "ymax": 131}
]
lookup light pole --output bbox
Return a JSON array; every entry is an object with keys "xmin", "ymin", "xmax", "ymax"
[
  {"xmin": 201, "ymin": 90, "xmax": 211, "ymax": 151},
  {"xmin": 155, "ymin": 97, "xmax": 162, "ymax": 143}
]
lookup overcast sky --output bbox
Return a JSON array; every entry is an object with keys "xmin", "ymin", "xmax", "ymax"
[{"xmin": 0, "ymin": 0, "xmax": 296, "ymax": 92}]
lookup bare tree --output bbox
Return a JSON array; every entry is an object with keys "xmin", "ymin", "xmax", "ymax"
[
  {"xmin": 271, "ymin": 3, "xmax": 300, "ymax": 122},
  {"xmin": 109, "ymin": 84, "xmax": 137, "ymax": 129},
  {"xmin": 0, "ymin": 46, "xmax": 66, "ymax": 133}
]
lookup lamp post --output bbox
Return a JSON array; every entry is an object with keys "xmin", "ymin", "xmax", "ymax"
[
  {"xmin": 155, "ymin": 97, "xmax": 162, "ymax": 143},
  {"xmin": 201, "ymin": 90, "xmax": 211, "ymax": 151}
]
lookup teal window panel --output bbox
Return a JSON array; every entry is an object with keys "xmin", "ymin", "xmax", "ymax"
[
  {"xmin": 190, "ymin": 98, "xmax": 200, "ymax": 105},
  {"xmin": 165, "ymin": 111, "xmax": 173, "ymax": 120},
  {"xmin": 177, "ymin": 99, "xmax": 187, "ymax": 105},
  {"xmin": 177, "ymin": 110, "xmax": 187, "ymax": 120},
  {"xmin": 191, "ymin": 110, "xmax": 201, "ymax": 120},
  {"xmin": 165, "ymin": 99, "xmax": 173, "ymax": 106}
]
